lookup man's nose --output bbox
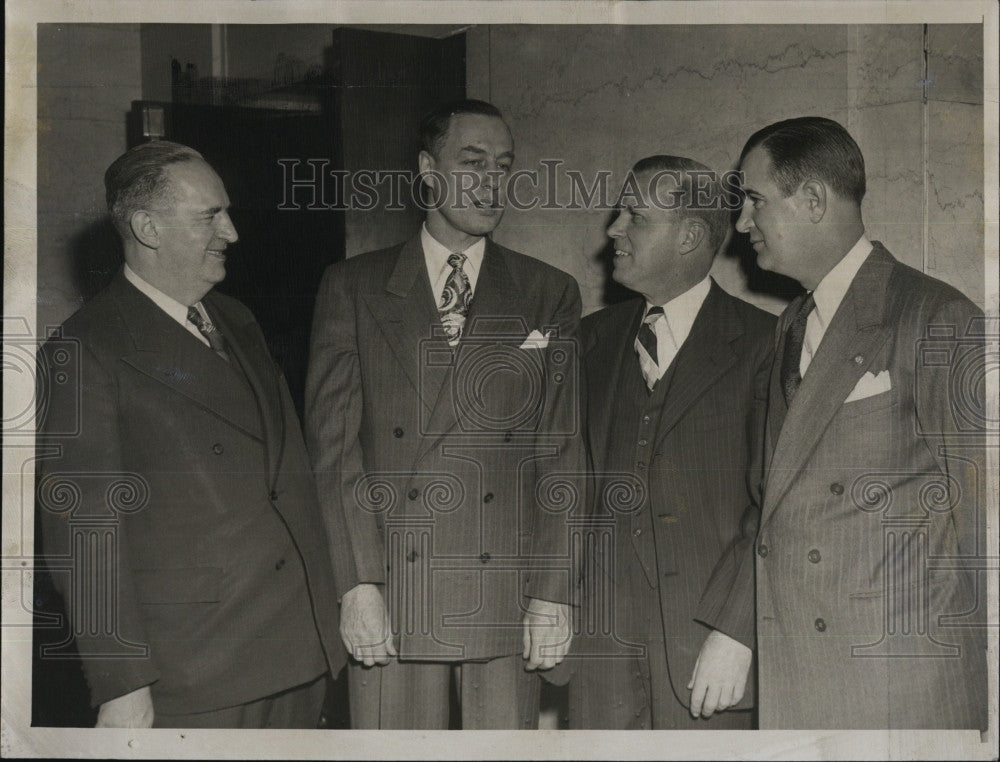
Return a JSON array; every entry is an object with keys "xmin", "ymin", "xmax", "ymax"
[
  {"xmin": 607, "ymin": 211, "xmax": 627, "ymax": 238},
  {"xmin": 216, "ymin": 211, "xmax": 239, "ymax": 243},
  {"xmin": 735, "ymin": 201, "xmax": 753, "ymax": 235}
]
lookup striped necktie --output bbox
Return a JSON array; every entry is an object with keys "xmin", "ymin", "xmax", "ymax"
[
  {"xmin": 635, "ymin": 306, "xmax": 664, "ymax": 391},
  {"xmin": 186, "ymin": 306, "xmax": 231, "ymax": 362}
]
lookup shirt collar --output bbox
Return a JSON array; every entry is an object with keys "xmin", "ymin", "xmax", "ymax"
[
  {"xmin": 811, "ymin": 234, "xmax": 873, "ymax": 331},
  {"xmin": 646, "ymin": 276, "xmax": 711, "ymax": 349},
  {"xmin": 421, "ymin": 222, "xmax": 485, "ymax": 282},
  {"xmin": 123, "ymin": 263, "xmax": 198, "ymax": 326}
]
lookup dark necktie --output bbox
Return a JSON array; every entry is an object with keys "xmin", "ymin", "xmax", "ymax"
[
  {"xmin": 186, "ymin": 306, "xmax": 230, "ymax": 362},
  {"xmin": 780, "ymin": 293, "xmax": 815, "ymax": 404},
  {"xmin": 635, "ymin": 306, "xmax": 664, "ymax": 390},
  {"xmin": 439, "ymin": 252, "xmax": 472, "ymax": 346}
]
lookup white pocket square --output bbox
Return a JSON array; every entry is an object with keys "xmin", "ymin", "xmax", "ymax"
[
  {"xmin": 845, "ymin": 370, "xmax": 891, "ymax": 403},
  {"xmin": 519, "ymin": 329, "xmax": 553, "ymax": 350}
]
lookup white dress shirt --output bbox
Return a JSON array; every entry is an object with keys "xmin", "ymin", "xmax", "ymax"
[
  {"xmin": 800, "ymin": 235, "xmax": 873, "ymax": 377},
  {"xmin": 422, "ymin": 223, "xmax": 485, "ymax": 305},
  {"xmin": 640, "ymin": 275, "xmax": 712, "ymax": 383},
  {"xmin": 123, "ymin": 263, "xmax": 211, "ymax": 347}
]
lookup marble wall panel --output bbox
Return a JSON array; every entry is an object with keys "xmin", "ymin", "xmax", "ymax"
[{"xmin": 926, "ymin": 99, "xmax": 985, "ymax": 306}]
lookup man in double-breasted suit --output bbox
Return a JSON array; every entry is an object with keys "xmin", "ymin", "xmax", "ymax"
[
  {"xmin": 698, "ymin": 117, "xmax": 988, "ymax": 728},
  {"xmin": 566, "ymin": 156, "xmax": 773, "ymax": 728},
  {"xmin": 305, "ymin": 99, "xmax": 585, "ymax": 728},
  {"xmin": 36, "ymin": 141, "xmax": 353, "ymax": 728}
]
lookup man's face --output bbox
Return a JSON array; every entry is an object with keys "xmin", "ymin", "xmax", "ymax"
[
  {"xmin": 420, "ymin": 113, "xmax": 514, "ymax": 238},
  {"xmin": 148, "ymin": 159, "xmax": 239, "ymax": 302},
  {"xmin": 607, "ymin": 170, "xmax": 684, "ymax": 296},
  {"xmin": 735, "ymin": 146, "xmax": 811, "ymax": 279}
]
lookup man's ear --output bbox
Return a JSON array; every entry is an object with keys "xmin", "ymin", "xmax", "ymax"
[
  {"xmin": 418, "ymin": 150, "xmax": 436, "ymax": 182},
  {"xmin": 800, "ymin": 178, "xmax": 827, "ymax": 223},
  {"xmin": 679, "ymin": 217, "xmax": 706, "ymax": 255},
  {"xmin": 130, "ymin": 210, "xmax": 159, "ymax": 249}
]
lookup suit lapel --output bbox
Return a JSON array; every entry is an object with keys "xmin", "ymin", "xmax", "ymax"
[
  {"xmin": 206, "ymin": 295, "xmax": 284, "ymax": 489},
  {"xmin": 585, "ymin": 299, "xmax": 645, "ymax": 474},
  {"xmin": 417, "ymin": 239, "xmax": 525, "ymax": 461},
  {"xmin": 762, "ymin": 248, "xmax": 895, "ymax": 523},
  {"xmin": 653, "ymin": 281, "xmax": 741, "ymax": 447},
  {"xmin": 113, "ymin": 276, "xmax": 265, "ymax": 442},
  {"xmin": 361, "ymin": 236, "xmax": 443, "ymax": 414}
]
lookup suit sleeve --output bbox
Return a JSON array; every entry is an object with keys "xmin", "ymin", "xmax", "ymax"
[
  {"xmin": 523, "ymin": 274, "xmax": 587, "ymax": 605},
  {"xmin": 693, "ymin": 329, "xmax": 774, "ymax": 650},
  {"xmin": 305, "ymin": 264, "xmax": 385, "ymax": 591},
  {"xmin": 915, "ymin": 297, "xmax": 986, "ymax": 565},
  {"xmin": 36, "ymin": 338, "xmax": 160, "ymax": 707}
]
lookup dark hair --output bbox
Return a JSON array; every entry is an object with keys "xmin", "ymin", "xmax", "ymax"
[
  {"xmin": 740, "ymin": 116, "xmax": 866, "ymax": 205},
  {"xmin": 104, "ymin": 140, "xmax": 203, "ymax": 234},
  {"xmin": 419, "ymin": 99, "xmax": 505, "ymax": 157},
  {"xmin": 630, "ymin": 154, "xmax": 729, "ymax": 251}
]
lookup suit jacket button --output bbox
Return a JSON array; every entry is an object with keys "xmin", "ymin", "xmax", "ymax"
[
  {"xmin": 479, "ymin": 552, "xmax": 491, "ymax": 563},
  {"xmin": 269, "ymin": 490, "xmax": 279, "ymax": 501},
  {"xmin": 830, "ymin": 482, "xmax": 844, "ymax": 495},
  {"xmin": 408, "ymin": 488, "xmax": 420, "ymax": 500},
  {"xmin": 642, "ymin": 415, "xmax": 651, "ymax": 424},
  {"xmin": 815, "ymin": 617, "xmax": 827, "ymax": 632},
  {"xmin": 504, "ymin": 431, "xmax": 513, "ymax": 442},
  {"xmin": 393, "ymin": 427, "xmax": 404, "ymax": 438},
  {"xmin": 633, "ymin": 527, "xmax": 643, "ymax": 537},
  {"xmin": 483, "ymin": 492, "xmax": 494, "ymax": 503},
  {"xmin": 757, "ymin": 543, "xmax": 768, "ymax": 557},
  {"xmin": 212, "ymin": 443, "xmax": 224, "ymax": 455},
  {"xmin": 638, "ymin": 439, "xmax": 648, "ymax": 447},
  {"xmin": 275, "ymin": 558, "xmax": 285, "ymax": 570},
  {"xmin": 808, "ymin": 549, "xmax": 821, "ymax": 563}
]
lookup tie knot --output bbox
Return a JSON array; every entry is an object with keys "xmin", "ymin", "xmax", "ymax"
[
  {"xmin": 643, "ymin": 306, "xmax": 664, "ymax": 325},
  {"xmin": 187, "ymin": 306, "xmax": 206, "ymax": 328},
  {"xmin": 798, "ymin": 293, "xmax": 816, "ymax": 319},
  {"xmin": 448, "ymin": 252, "xmax": 467, "ymax": 269}
]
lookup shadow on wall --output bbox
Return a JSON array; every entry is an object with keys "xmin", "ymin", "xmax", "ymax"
[{"xmin": 69, "ymin": 217, "xmax": 124, "ymax": 301}]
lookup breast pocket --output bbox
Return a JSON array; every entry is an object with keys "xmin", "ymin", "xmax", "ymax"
[{"xmin": 838, "ymin": 389, "xmax": 897, "ymax": 419}]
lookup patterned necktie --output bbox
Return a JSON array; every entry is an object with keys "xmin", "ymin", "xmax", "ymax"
[
  {"xmin": 780, "ymin": 293, "xmax": 815, "ymax": 404},
  {"xmin": 186, "ymin": 306, "xmax": 231, "ymax": 362},
  {"xmin": 635, "ymin": 306, "xmax": 664, "ymax": 391},
  {"xmin": 439, "ymin": 252, "xmax": 472, "ymax": 346}
]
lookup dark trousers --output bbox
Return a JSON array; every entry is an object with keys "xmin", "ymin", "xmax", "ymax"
[
  {"xmin": 153, "ymin": 674, "xmax": 327, "ymax": 729},
  {"xmin": 348, "ymin": 655, "xmax": 541, "ymax": 729}
]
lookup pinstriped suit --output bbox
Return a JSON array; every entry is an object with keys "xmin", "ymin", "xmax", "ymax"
[
  {"xmin": 568, "ymin": 281, "xmax": 774, "ymax": 728},
  {"xmin": 699, "ymin": 244, "xmax": 988, "ymax": 728},
  {"xmin": 305, "ymin": 233, "xmax": 585, "ymax": 726}
]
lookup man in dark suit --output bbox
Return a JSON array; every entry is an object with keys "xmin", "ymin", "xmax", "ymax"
[
  {"xmin": 35, "ymin": 141, "xmax": 354, "ymax": 728},
  {"xmin": 566, "ymin": 155, "xmax": 774, "ymax": 728},
  {"xmin": 698, "ymin": 117, "xmax": 988, "ymax": 728},
  {"xmin": 305, "ymin": 99, "xmax": 585, "ymax": 728}
]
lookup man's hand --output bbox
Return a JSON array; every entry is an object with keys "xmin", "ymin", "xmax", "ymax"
[
  {"xmin": 340, "ymin": 583, "xmax": 396, "ymax": 667},
  {"xmin": 95, "ymin": 686, "xmax": 154, "ymax": 728},
  {"xmin": 522, "ymin": 598, "xmax": 571, "ymax": 670},
  {"xmin": 687, "ymin": 629, "xmax": 752, "ymax": 718}
]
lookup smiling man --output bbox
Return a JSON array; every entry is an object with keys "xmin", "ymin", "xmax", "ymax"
[
  {"xmin": 699, "ymin": 116, "xmax": 988, "ymax": 728},
  {"xmin": 36, "ymin": 141, "xmax": 353, "ymax": 728},
  {"xmin": 566, "ymin": 155, "xmax": 774, "ymax": 729},
  {"xmin": 305, "ymin": 99, "xmax": 586, "ymax": 728}
]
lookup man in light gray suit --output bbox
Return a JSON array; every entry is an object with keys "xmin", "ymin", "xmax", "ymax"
[{"xmin": 697, "ymin": 116, "xmax": 988, "ymax": 729}]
